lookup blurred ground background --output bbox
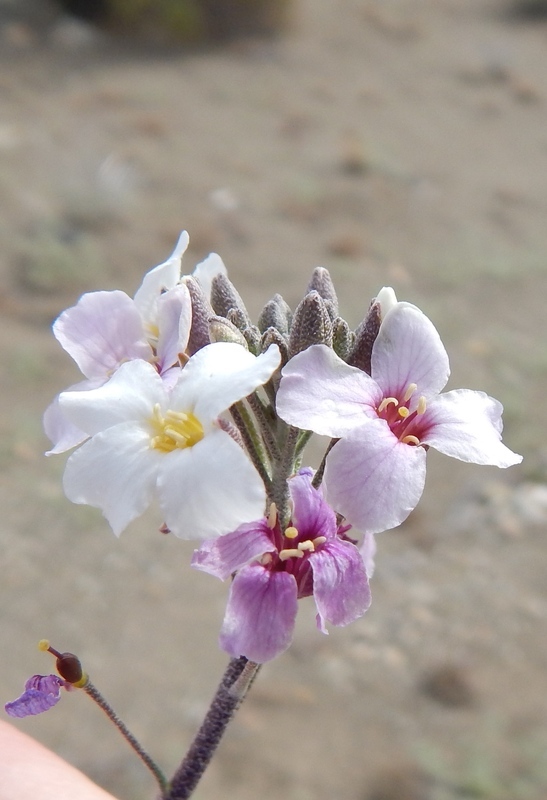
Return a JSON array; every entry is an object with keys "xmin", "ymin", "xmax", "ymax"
[{"xmin": 1, "ymin": 1, "xmax": 547, "ymax": 798}]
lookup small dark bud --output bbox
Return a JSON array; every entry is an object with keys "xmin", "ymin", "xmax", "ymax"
[
  {"xmin": 261, "ymin": 326, "xmax": 289, "ymax": 367},
  {"xmin": 347, "ymin": 300, "xmax": 382, "ymax": 374},
  {"xmin": 56, "ymin": 652, "xmax": 84, "ymax": 684},
  {"xmin": 210, "ymin": 274, "xmax": 251, "ymax": 326},
  {"xmin": 306, "ymin": 267, "xmax": 338, "ymax": 316},
  {"xmin": 242, "ymin": 325, "xmax": 262, "ymax": 355},
  {"xmin": 227, "ymin": 307, "xmax": 250, "ymax": 333},
  {"xmin": 332, "ymin": 318, "xmax": 354, "ymax": 361},
  {"xmin": 257, "ymin": 294, "xmax": 292, "ymax": 336},
  {"xmin": 288, "ymin": 290, "xmax": 333, "ymax": 357},
  {"xmin": 209, "ymin": 316, "xmax": 248, "ymax": 348},
  {"xmin": 184, "ymin": 276, "xmax": 212, "ymax": 355}
]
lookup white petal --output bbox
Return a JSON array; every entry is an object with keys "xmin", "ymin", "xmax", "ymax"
[
  {"xmin": 375, "ymin": 286, "xmax": 398, "ymax": 318},
  {"xmin": 192, "ymin": 252, "xmax": 227, "ymax": 300},
  {"xmin": 59, "ymin": 360, "xmax": 164, "ymax": 436},
  {"xmin": 372, "ymin": 303, "xmax": 450, "ymax": 399},
  {"xmin": 277, "ymin": 344, "xmax": 381, "ymax": 436},
  {"xmin": 63, "ymin": 422, "xmax": 160, "ymax": 536},
  {"xmin": 157, "ymin": 428, "xmax": 266, "ymax": 539},
  {"xmin": 170, "ymin": 342, "xmax": 281, "ymax": 422},
  {"xmin": 424, "ymin": 389, "xmax": 523, "ymax": 467},
  {"xmin": 156, "ymin": 284, "xmax": 192, "ymax": 373},
  {"xmin": 133, "ymin": 231, "xmax": 189, "ymax": 321}
]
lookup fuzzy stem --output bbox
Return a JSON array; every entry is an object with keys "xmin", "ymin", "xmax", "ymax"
[
  {"xmin": 83, "ymin": 681, "xmax": 168, "ymax": 795},
  {"xmin": 166, "ymin": 657, "xmax": 260, "ymax": 800},
  {"xmin": 312, "ymin": 438, "xmax": 339, "ymax": 490},
  {"xmin": 230, "ymin": 402, "xmax": 273, "ymax": 493},
  {"xmin": 246, "ymin": 392, "xmax": 281, "ymax": 464}
]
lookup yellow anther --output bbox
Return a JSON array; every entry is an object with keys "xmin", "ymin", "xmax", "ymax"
[
  {"xmin": 378, "ymin": 397, "xmax": 398, "ymax": 413},
  {"xmin": 149, "ymin": 405, "xmax": 204, "ymax": 452},
  {"xmin": 313, "ymin": 536, "xmax": 327, "ymax": 547},
  {"xmin": 267, "ymin": 503, "xmax": 277, "ymax": 529},
  {"xmin": 417, "ymin": 396, "xmax": 427, "ymax": 415},
  {"xmin": 397, "ymin": 406, "xmax": 410, "ymax": 419},
  {"xmin": 38, "ymin": 639, "xmax": 50, "ymax": 652},
  {"xmin": 279, "ymin": 548, "xmax": 304, "ymax": 561},
  {"xmin": 403, "ymin": 383, "xmax": 418, "ymax": 402},
  {"xmin": 298, "ymin": 540, "xmax": 315, "ymax": 553},
  {"xmin": 284, "ymin": 526, "xmax": 298, "ymax": 539},
  {"xmin": 402, "ymin": 434, "xmax": 420, "ymax": 446}
]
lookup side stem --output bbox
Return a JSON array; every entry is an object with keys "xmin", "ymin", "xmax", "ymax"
[{"xmin": 166, "ymin": 657, "xmax": 260, "ymax": 800}]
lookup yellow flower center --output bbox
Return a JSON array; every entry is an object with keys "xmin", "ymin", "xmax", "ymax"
[{"xmin": 149, "ymin": 403, "xmax": 204, "ymax": 453}]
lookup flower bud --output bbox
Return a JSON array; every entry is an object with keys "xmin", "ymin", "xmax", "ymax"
[
  {"xmin": 306, "ymin": 267, "xmax": 338, "ymax": 316},
  {"xmin": 288, "ymin": 290, "xmax": 333, "ymax": 357},
  {"xmin": 332, "ymin": 317, "xmax": 354, "ymax": 361},
  {"xmin": 210, "ymin": 274, "xmax": 251, "ymax": 327},
  {"xmin": 261, "ymin": 326, "xmax": 289, "ymax": 366},
  {"xmin": 257, "ymin": 294, "xmax": 292, "ymax": 337},
  {"xmin": 209, "ymin": 316, "xmax": 249, "ymax": 348},
  {"xmin": 347, "ymin": 300, "xmax": 381, "ymax": 374},
  {"xmin": 184, "ymin": 276, "xmax": 212, "ymax": 355}
]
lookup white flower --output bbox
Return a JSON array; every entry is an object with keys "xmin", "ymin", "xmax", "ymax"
[{"xmin": 58, "ymin": 343, "xmax": 281, "ymax": 539}]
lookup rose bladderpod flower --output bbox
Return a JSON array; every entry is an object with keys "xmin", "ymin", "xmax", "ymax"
[
  {"xmin": 58, "ymin": 342, "xmax": 281, "ymax": 539},
  {"xmin": 192, "ymin": 470, "xmax": 371, "ymax": 663},
  {"xmin": 44, "ymin": 232, "xmax": 228, "ymax": 455},
  {"xmin": 277, "ymin": 302, "xmax": 522, "ymax": 534}
]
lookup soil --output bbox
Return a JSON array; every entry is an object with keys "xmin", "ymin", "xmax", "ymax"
[{"xmin": 1, "ymin": 2, "xmax": 547, "ymax": 799}]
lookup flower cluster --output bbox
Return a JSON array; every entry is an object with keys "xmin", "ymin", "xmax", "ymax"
[{"xmin": 28, "ymin": 231, "xmax": 521, "ymax": 670}]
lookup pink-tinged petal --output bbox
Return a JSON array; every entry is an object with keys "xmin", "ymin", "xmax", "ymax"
[
  {"xmin": 192, "ymin": 252, "xmax": 227, "ymax": 299},
  {"xmin": 219, "ymin": 565, "xmax": 298, "ymax": 662},
  {"xmin": 159, "ymin": 365, "xmax": 183, "ymax": 391},
  {"xmin": 171, "ymin": 343, "xmax": 281, "ymax": 422},
  {"xmin": 289, "ymin": 471, "xmax": 337, "ymax": 540},
  {"xmin": 5, "ymin": 675, "xmax": 64, "ymax": 718},
  {"xmin": 372, "ymin": 303, "xmax": 450, "ymax": 400},
  {"xmin": 360, "ymin": 532, "xmax": 377, "ymax": 578},
  {"xmin": 375, "ymin": 286, "xmax": 398, "ymax": 318},
  {"xmin": 423, "ymin": 389, "xmax": 522, "ymax": 467},
  {"xmin": 324, "ymin": 420, "xmax": 427, "ymax": 534},
  {"xmin": 156, "ymin": 284, "xmax": 192, "ymax": 373},
  {"xmin": 157, "ymin": 428, "xmax": 267, "ymax": 539},
  {"xmin": 192, "ymin": 521, "xmax": 274, "ymax": 580},
  {"xmin": 133, "ymin": 231, "xmax": 189, "ymax": 320},
  {"xmin": 311, "ymin": 540, "xmax": 371, "ymax": 630},
  {"xmin": 277, "ymin": 345, "xmax": 381, "ymax": 436},
  {"xmin": 53, "ymin": 291, "xmax": 151, "ymax": 380},
  {"xmin": 59, "ymin": 360, "xmax": 165, "ymax": 436},
  {"xmin": 62, "ymin": 422, "xmax": 160, "ymax": 536}
]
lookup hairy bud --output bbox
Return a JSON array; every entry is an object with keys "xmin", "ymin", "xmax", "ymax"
[
  {"xmin": 257, "ymin": 294, "xmax": 293, "ymax": 336},
  {"xmin": 210, "ymin": 274, "xmax": 251, "ymax": 327},
  {"xmin": 288, "ymin": 290, "xmax": 333, "ymax": 357}
]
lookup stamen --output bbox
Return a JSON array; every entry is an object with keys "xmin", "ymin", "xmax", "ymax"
[
  {"xmin": 149, "ymin": 406, "xmax": 204, "ymax": 452},
  {"xmin": 417, "ymin": 396, "xmax": 427, "ymax": 415},
  {"xmin": 297, "ymin": 540, "xmax": 315, "ymax": 552},
  {"xmin": 403, "ymin": 383, "xmax": 418, "ymax": 402},
  {"xmin": 312, "ymin": 536, "xmax": 327, "ymax": 547},
  {"xmin": 260, "ymin": 553, "xmax": 274, "ymax": 566},
  {"xmin": 402, "ymin": 434, "xmax": 420, "ymax": 446},
  {"xmin": 284, "ymin": 526, "xmax": 298, "ymax": 539},
  {"xmin": 279, "ymin": 548, "xmax": 304, "ymax": 561},
  {"xmin": 267, "ymin": 503, "xmax": 277, "ymax": 529},
  {"xmin": 397, "ymin": 407, "xmax": 410, "ymax": 419},
  {"xmin": 378, "ymin": 397, "xmax": 398, "ymax": 413}
]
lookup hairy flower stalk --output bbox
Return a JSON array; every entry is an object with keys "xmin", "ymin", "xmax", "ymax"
[{"xmin": 7, "ymin": 231, "xmax": 523, "ymax": 800}]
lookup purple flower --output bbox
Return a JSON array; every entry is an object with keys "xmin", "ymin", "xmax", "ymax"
[
  {"xmin": 5, "ymin": 675, "xmax": 69, "ymax": 718},
  {"xmin": 276, "ymin": 302, "xmax": 522, "ymax": 534},
  {"xmin": 192, "ymin": 470, "xmax": 371, "ymax": 663}
]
